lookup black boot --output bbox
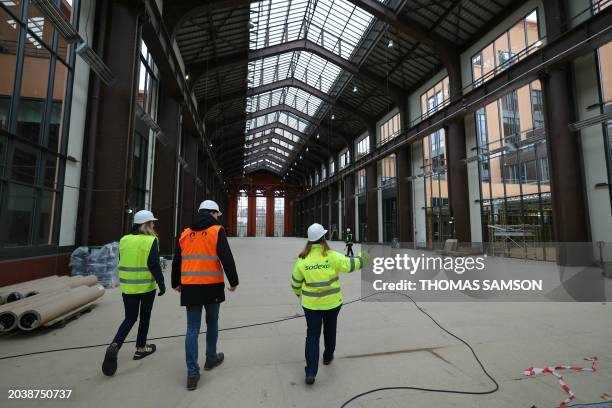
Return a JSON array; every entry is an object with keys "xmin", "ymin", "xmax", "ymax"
[
  {"xmin": 133, "ymin": 344, "xmax": 156, "ymax": 360},
  {"xmin": 102, "ymin": 343, "xmax": 119, "ymax": 376},
  {"xmin": 187, "ymin": 373, "xmax": 200, "ymax": 391},
  {"xmin": 204, "ymin": 352, "xmax": 224, "ymax": 370},
  {"xmin": 305, "ymin": 375, "xmax": 315, "ymax": 385}
]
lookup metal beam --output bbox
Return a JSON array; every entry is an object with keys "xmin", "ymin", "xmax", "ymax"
[
  {"xmin": 344, "ymin": 0, "xmax": 461, "ymax": 97},
  {"xmin": 191, "ymin": 39, "xmax": 406, "ymax": 105},
  {"xmin": 168, "ymin": 0, "xmax": 251, "ymax": 40},
  {"xmin": 247, "ymin": 104, "xmax": 314, "ymax": 123},
  {"xmin": 141, "ymin": 0, "xmax": 224, "ymax": 185},
  {"xmin": 300, "ymin": 6, "xmax": 612, "ymax": 198},
  {"xmin": 247, "ymin": 104, "xmax": 355, "ymax": 143},
  {"xmin": 245, "ymin": 122, "xmax": 308, "ymax": 139},
  {"xmin": 245, "ymin": 149, "xmax": 292, "ymax": 165},
  {"xmin": 248, "ymin": 78, "xmax": 373, "ymax": 123},
  {"xmin": 202, "ymin": 79, "xmax": 373, "ymax": 125},
  {"xmin": 244, "ymin": 155, "xmax": 292, "ymax": 172}
]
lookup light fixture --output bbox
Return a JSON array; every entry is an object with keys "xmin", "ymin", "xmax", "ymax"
[
  {"xmin": 76, "ymin": 43, "xmax": 115, "ymax": 86},
  {"xmin": 352, "ymin": 86, "xmax": 358, "ymax": 93},
  {"xmin": 387, "ymin": 39, "xmax": 394, "ymax": 48},
  {"xmin": 35, "ymin": 0, "xmax": 80, "ymax": 42}
]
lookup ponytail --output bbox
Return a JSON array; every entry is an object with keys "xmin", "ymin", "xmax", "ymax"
[{"xmin": 298, "ymin": 238, "xmax": 330, "ymax": 259}]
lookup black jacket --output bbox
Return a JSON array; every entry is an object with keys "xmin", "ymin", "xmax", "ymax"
[{"xmin": 171, "ymin": 211, "xmax": 239, "ymax": 306}]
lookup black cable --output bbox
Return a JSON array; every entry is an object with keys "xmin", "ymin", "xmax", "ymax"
[
  {"xmin": 339, "ymin": 291, "xmax": 499, "ymax": 408},
  {"xmin": 0, "ymin": 291, "xmax": 499, "ymax": 408},
  {"xmin": 0, "ymin": 294, "xmax": 371, "ymax": 361}
]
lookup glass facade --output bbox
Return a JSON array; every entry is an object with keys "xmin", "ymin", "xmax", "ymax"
[
  {"xmin": 421, "ymin": 80, "xmax": 449, "ymax": 244},
  {"xmin": 274, "ymin": 197, "xmax": 284, "ymax": 237},
  {"xmin": 420, "ymin": 77, "xmax": 450, "ymax": 119},
  {"xmin": 378, "ymin": 154, "xmax": 397, "ymax": 242},
  {"xmin": 475, "ymin": 80, "xmax": 552, "ymax": 259},
  {"xmin": 131, "ymin": 40, "xmax": 159, "ymax": 211},
  {"xmin": 255, "ymin": 196, "xmax": 266, "ymax": 237},
  {"xmin": 379, "ymin": 113, "xmax": 400, "ymax": 146},
  {"xmin": 471, "ymin": 9, "xmax": 540, "ymax": 85},
  {"xmin": 596, "ymin": 40, "xmax": 612, "ymax": 207},
  {"xmin": 237, "ymin": 194, "xmax": 248, "ymax": 237},
  {"xmin": 338, "ymin": 148, "xmax": 349, "ymax": 169},
  {"xmin": 355, "ymin": 134, "xmax": 369, "ymax": 158},
  {"xmin": 0, "ymin": 1, "xmax": 76, "ymax": 249},
  {"xmin": 355, "ymin": 168, "xmax": 366, "ymax": 241}
]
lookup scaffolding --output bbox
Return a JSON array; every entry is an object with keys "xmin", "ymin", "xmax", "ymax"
[{"xmin": 488, "ymin": 224, "xmax": 536, "ymax": 259}]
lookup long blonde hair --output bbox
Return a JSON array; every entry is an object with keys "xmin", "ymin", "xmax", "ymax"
[
  {"xmin": 139, "ymin": 221, "xmax": 158, "ymax": 238},
  {"xmin": 299, "ymin": 238, "xmax": 330, "ymax": 259}
]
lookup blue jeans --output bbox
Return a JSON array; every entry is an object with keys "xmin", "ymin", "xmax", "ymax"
[
  {"xmin": 303, "ymin": 305, "xmax": 341, "ymax": 377},
  {"xmin": 185, "ymin": 303, "xmax": 220, "ymax": 375}
]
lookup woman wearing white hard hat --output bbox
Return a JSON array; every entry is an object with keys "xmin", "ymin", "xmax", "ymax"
[
  {"xmin": 290, "ymin": 223, "xmax": 368, "ymax": 385},
  {"xmin": 102, "ymin": 210, "xmax": 166, "ymax": 376}
]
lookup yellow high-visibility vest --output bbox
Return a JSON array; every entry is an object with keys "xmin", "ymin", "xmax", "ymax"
[
  {"xmin": 118, "ymin": 234, "xmax": 157, "ymax": 294},
  {"xmin": 290, "ymin": 244, "xmax": 363, "ymax": 310}
]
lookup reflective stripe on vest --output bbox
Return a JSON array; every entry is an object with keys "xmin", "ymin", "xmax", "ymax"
[
  {"xmin": 301, "ymin": 287, "xmax": 341, "ymax": 297},
  {"xmin": 179, "ymin": 225, "xmax": 225, "ymax": 285},
  {"xmin": 118, "ymin": 234, "xmax": 157, "ymax": 294},
  {"xmin": 304, "ymin": 277, "xmax": 338, "ymax": 287}
]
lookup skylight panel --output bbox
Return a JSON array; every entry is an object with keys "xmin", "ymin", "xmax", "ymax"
[{"xmin": 245, "ymin": 0, "xmax": 376, "ymax": 172}]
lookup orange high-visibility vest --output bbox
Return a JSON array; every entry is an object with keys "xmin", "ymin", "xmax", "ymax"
[{"xmin": 179, "ymin": 225, "xmax": 224, "ymax": 285}]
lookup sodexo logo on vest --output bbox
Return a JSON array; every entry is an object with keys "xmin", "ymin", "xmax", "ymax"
[{"xmin": 304, "ymin": 263, "xmax": 331, "ymax": 271}]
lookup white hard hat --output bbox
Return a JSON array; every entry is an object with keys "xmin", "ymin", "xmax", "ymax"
[
  {"xmin": 307, "ymin": 223, "xmax": 328, "ymax": 242},
  {"xmin": 199, "ymin": 200, "xmax": 220, "ymax": 212},
  {"xmin": 133, "ymin": 210, "xmax": 157, "ymax": 224},
  {"xmin": 347, "ymin": 228, "xmax": 351, "ymax": 232}
]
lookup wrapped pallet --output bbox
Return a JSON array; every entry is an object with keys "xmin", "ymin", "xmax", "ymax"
[{"xmin": 70, "ymin": 243, "xmax": 119, "ymax": 287}]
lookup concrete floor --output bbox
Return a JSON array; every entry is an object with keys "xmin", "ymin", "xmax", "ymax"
[{"xmin": 1, "ymin": 237, "xmax": 611, "ymax": 408}]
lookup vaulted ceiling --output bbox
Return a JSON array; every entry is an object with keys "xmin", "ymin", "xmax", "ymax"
[{"xmin": 164, "ymin": 0, "xmax": 519, "ymax": 182}]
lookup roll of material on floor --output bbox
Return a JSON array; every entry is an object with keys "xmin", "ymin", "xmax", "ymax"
[
  {"xmin": 18, "ymin": 285, "xmax": 105, "ymax": 331},
  {"xmin": 0, "ymin": 276, "xmax": 68, "ymax": 303},
  {"xmin": 0, "ymin": 276, "xmax": 98, "ymax": 304},
  {"xmin": 0, "ymin": 288, "xmax": 73, "ymax": 333},
  {"xmin": 0, "ymin": 276, "xmax": 63, "ymax": 304}
]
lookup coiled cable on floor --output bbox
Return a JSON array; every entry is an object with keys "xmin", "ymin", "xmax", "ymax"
[
  {"xmin": 0, "ymin": 291, "xmax": 499, "ymax": 407},
  {"xmin": 339, "ymin": 291, "xmax": 499, "ymax": 407}
]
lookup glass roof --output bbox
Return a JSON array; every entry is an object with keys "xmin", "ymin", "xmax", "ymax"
[
  {"xmin": 244, "ymin": 0, "xmax": 376, "ymax": 173},
  {"xmin": 247, "ymin": 87, "xmax": 323, "ymax": 117},
  {"xmin": 247, "ymin": 111, "xmax": 310, "ymax": 134}
]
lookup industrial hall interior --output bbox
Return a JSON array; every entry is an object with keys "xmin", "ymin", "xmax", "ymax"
[{"xmin": 1, "ymin": 0, "xmax": 612, "ymax": 407}]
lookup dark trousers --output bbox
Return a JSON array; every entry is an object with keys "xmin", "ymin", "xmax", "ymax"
[
  {"xmin": 346, "ymin": 245, "xmax": 354, "ymax": 257},
  {"xmin": 303, "ymin": 305, "xmax": 341, "ymax": 377},
  {"xmin": 112, "ymin": 290, "xmax": 156, "ymax": 348},
  {"xmin": 185, "ymin": 303, "xmax": 220, "ymax": 375}
]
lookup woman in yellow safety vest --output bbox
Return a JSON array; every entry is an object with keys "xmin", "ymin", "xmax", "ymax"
[
  {"xmin": 101, "ymin": 210, "xmax": 166, "ymax": 376},
  {"xmin": 291, "ymin": 223, "xmax": 367, "ymax": 385}
]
